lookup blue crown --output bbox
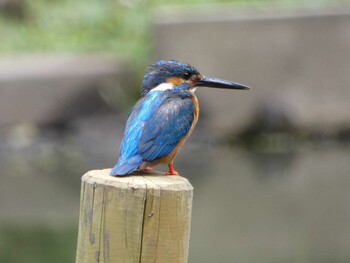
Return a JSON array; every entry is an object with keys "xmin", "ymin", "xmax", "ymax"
[{"xmin": 141, "ymin": 60, "xmax": 199, "ymax": 96}]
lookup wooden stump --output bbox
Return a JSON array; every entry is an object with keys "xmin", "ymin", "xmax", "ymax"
[{"xmin": 75, "ymin": 169, "xmax": 193, "ymax": 263}]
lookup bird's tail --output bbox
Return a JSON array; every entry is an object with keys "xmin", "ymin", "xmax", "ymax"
[{"xmin": 110, "ymin": 155, "xmax": 143, "ymax": 176}]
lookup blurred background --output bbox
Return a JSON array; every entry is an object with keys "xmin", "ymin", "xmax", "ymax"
[{"xmin": 1, "ymin": 0, "xmax": 350, "ymax": 262}]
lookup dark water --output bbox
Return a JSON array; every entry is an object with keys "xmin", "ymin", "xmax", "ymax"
[
  {"xmin": 188, "ymin": 146, "xmax": 350, "ymax": 263},
  {"xmin": 1, "ymin": 115, "xmax": 350, "ymax": 263}
]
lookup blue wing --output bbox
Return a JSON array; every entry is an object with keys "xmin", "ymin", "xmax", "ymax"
[
  {"xmin": 138, "ymin": 96, "xmax": 194, "ymax": 162},
  {"xmin": 111, "ymin": 93, "xmax": 164, "ymax": 176},
  {"xmin": 110, "ymin": 91, "xmax": 194, "ymax": 176}
]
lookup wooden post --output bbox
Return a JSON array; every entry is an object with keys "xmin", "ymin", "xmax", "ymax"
[{"xmin": 75, "ymin": 169, "xmax": 193, "ymax": 263}]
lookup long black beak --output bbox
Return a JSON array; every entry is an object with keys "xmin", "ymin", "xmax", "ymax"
[{"xmin": 196, "ymin": 76, "xmax": 249, "ymax": 90}]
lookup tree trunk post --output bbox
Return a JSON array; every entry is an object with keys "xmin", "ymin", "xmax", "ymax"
[{"xmin": 75, "ymin": 169, "xmax": 193, "ymax": 263}]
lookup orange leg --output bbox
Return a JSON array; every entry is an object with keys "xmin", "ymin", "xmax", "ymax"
[{"xmin": 165, "ymin": 163, "xmax": 179, "ymax": 176}]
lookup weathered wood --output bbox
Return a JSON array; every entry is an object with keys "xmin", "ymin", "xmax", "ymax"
[{"xmin": 75, "ymin": 169, "xmax": 193, "ymax": 263}]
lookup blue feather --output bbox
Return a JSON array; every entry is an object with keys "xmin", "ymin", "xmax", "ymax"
[
  {"xmin": 110, "ymin": 155, "xmax": 142, "ymax": 175},
  {"xmin": 139, "ymin": 95, "xmax": 194, "ymax": 161},
  {"xmin": 110, "ymin": 92, "xmax": 165, "ymax": 176},
  {"xmin": 141, "ymin": 60, "xmax": 199, "ymax": 96},
  {"xmin": 110, "ymin": 86, "xmax": 195, "ymax": 176}
]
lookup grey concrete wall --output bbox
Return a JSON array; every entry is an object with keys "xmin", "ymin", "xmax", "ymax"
[
  {"xmin": 153, "ymin": 7, "xmax": 350, "ymax": 136},
  {"xmin": 0, "ymin": 55, "xmax": 132, "ymax": 126}
]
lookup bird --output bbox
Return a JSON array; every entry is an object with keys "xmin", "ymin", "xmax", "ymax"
[{"xmin": 110, "ymin": 60, "xmax": 249, "ymax": 176}]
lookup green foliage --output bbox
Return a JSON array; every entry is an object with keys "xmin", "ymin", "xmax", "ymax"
[
  {"xmin": 0, "ymin": 0, "xmax": 150, "ymax": 63},
  {"xmin": 0, "ymin": 0, "xmax": 269, "ymax": 63},
  {"xmin": 0, "ymin": 0, "xmax": 347, "ymax": 65}
]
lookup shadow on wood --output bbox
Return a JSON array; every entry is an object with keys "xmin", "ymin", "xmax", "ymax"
[{"xmin": 75, "ymin": 169, "xmax": 193, "ymax": 263}]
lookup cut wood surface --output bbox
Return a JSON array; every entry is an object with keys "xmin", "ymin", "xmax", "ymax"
[{"xmin": 75, "ymin": 169, "xmax": 193, "ymax": 263}]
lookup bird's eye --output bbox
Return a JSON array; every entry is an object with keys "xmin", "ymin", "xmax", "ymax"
[{"xmin": 183, "ymin": 73, "xmax": 191, "ymax": 80}]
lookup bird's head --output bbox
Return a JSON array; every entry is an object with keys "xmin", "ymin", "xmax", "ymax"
[{"xmin": 141, "ymin": 60, "xmax": 249, "ymax": 96}]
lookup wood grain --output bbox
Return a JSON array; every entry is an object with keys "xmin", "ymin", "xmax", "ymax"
[{"xmin": 76, "ymin": 169, "xmax": 193, "ymax": 263}]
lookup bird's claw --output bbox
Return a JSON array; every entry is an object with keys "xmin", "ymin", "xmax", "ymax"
[
  {"xmin": 165, "ymin": 170, "xmax": 179, "ymax": 176},
  {"xmin": 165, "ymin": 163, "xmax": 179, "ymax": 176}
]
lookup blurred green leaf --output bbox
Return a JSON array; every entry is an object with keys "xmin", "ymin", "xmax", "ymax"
[{"xmin": 0, "ymin": 0, "xmax": 277, "ymax": 64}]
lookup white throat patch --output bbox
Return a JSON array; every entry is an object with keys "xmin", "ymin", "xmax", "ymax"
[{"xmin": 150, "ymin": 83, "xmax": 174, "ymax": 92}]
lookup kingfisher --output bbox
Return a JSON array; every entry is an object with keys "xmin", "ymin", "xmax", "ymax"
[{"xmin": 110, "ymin": 60, "xmax": 249, "ymax": 176}]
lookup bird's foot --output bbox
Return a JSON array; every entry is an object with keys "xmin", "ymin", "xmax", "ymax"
[
  {"xmin": 143, "ymin": 167, "xmax": 154, "ymax": 171},
  {"xmin": 165, "ymin": 163, "xmax": 179, "ymax": 176},
  {"xmin": 165, "ymin": 170, "xmax": 179, "ymax": 176}
]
